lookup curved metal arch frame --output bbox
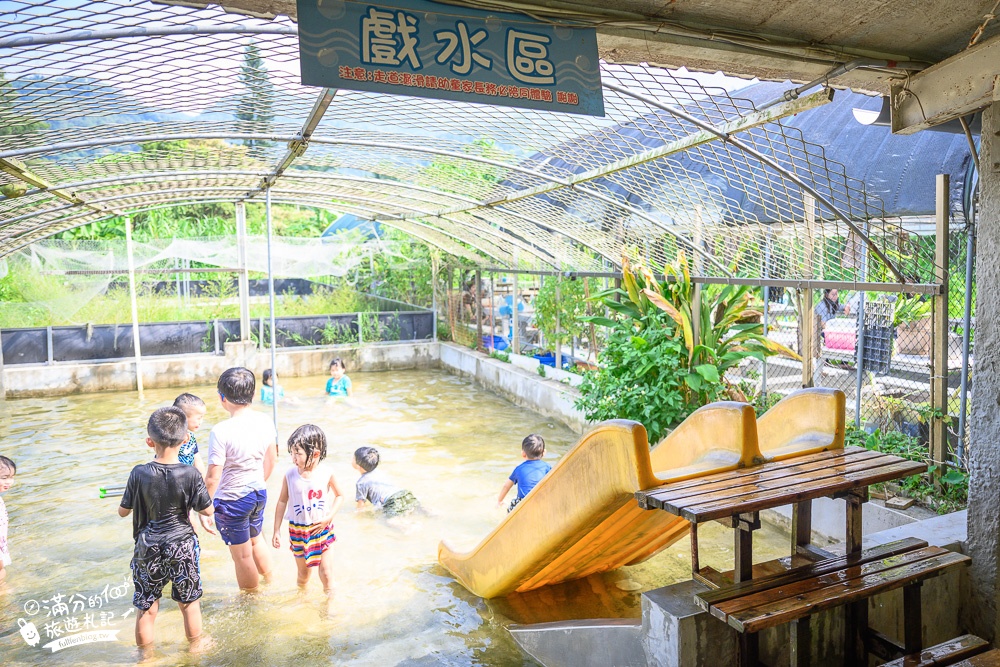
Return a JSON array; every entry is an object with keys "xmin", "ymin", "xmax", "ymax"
[
  {"xmin": 0, "ymin": 132, "xmax": 727, "ymax": 272},
  {"xmin": 1, "ymin": 185, "xmax": 568, "ymax": 269}
]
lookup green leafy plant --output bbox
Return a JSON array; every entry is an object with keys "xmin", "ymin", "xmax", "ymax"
[
  {"xmin": 536, "ymin": 364, "xmax": 546, "ymax": 377},
  {"xmin": 893, "ymin": 294, "xmax": 932, "ymax": 327},
  {"xmin": 489, "ymin": 349, "xmax": 511, "ymax": 363},
  {"xmin": 316, "ymin": 321, "xmax": 357, "ymax": 345},
  {"xmin": 575, "ymin": 311, "xmax": 691, "ymax": 445},
  {"xmin": 534, "ymin": 275, "xmax": 587, "ymax": 348}
]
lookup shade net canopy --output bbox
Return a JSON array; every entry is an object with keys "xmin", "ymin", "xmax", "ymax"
[{"xmin": 0, "ymin": 0, "xmax": 947, "ymax": 285}]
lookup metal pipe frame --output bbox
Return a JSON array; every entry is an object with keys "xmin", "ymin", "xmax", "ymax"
[
  {"xmin": 0, "ymin": 133, "xmax": 730, "ymax": 274},
  {"xmin": 601, "ymin": 80, "xmax": 907, "ymax": 284}
]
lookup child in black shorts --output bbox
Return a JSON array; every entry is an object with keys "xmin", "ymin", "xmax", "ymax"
[{"xmin": 119, "ymin": 406, "xmax": 214, "ymax": 651}]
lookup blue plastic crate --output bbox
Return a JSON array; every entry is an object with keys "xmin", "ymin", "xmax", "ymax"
[{"xmin": 483, "ymin": 335, "xmax": 508, "ymax": 351}]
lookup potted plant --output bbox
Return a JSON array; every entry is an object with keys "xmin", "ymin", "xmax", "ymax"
[{"xmin": 893, "ymin": 294, "xmax": 932, "ymax": 356}]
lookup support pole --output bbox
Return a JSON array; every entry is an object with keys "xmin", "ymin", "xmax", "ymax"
[
  {"xmin": 958, "ymin": 220, "xmax": 975, "ymax": 465},
  {"xmin": 555, "ymin": 279, "xmax": 562, "ymax": 370},
  {"xmin": 854, "ymin": 222, "xmax": 870, "ymax": 428},
  {"xmin": 801, "ymin": 194, "xmax": 817, "ymax": 387},
  {"xmin": 930, "ymin": 174, "xmax": 950, "ymax": 480},
  {"xmin": 0, "ymin": 324, "xmax": 6, "ymax": 400},
  {"xmin": 512, "ymin": 250, "xmax": 520, "ymax": 354},
  {"xmin": 489, "ymin": 273, "xmax": 495, "ymax": 349},
  {"xmin": 124, "ymin": 214, "xmax": 144, "ymax": 397},
  {"xmin": 431, "ymin": 255, "xmax": 438, "ymax": 342},
  {"xmin": 762, "ymin": 234, "xmax": 772, "ymax": 397},
  {"xmin": 692, "ymin": 208, "xmax": 704, "ymax": 347},
  {"xmin": 265, "ymin": 189, "xmax": 278, "ymax": 441},
  {"xmin": 475, "ymin": 268, "xmax": 483, "ymax": 352},
  {"xmin": 965, "ymin": 98, "xmax": 1000, "ymax": 643},
  {"xmin": 235, "ymin": 201, "xmax": 251, "ymax": 342}
]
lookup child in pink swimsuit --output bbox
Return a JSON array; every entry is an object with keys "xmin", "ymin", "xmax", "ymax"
[{"xmin": 271, "ymin": 425, "xmax": 344, "ymax": 593}]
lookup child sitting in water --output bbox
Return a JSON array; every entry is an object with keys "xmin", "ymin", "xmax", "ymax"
[
  {"xmin": 271, "ymin": 425, "xmax": 344, "ymax": 593},
  {"xmin": 118, "ymin": 407, "xmax": 214, "ymax": 650},
  {"xmin": 173, "ymin": 393, "xmax": 207, "ymax": 475},
  {"xmin": 0, "ymin": 455, "xmax": 15, "ymax": 584},
  {"xmin": 352, "ymin": 447, "xmax": 420, "ymax": 517},
  {"xmin": 496, "ymin": 434, "xmax": 550, "ymax": 512},
  {"xmin": 261, "ymin": 369, "xmax": 284, "ymax": 404},
  {"xmin": 325, "ymin": 358, "xmax": 352, "ymax": 397}
]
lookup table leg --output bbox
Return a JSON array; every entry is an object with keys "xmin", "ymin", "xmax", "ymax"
[
  {"xmin": 734, "ymin": 512, "xmax": 759, "ymax": 583},
  {"xmin": 792, "ymin": 500, "xmax": 812, "ymax": 550},
  {"xmin": 903, "ymin": 582, "xmax": 923, "ymax": 653},
  {"xmin": 737, "ymin": 631, "xmax": 759, "ymax": 667},
  {"xmin": 790, "ymin": 617, "xmax": 811, "ymax": 667},
  {"xmin": 845, "ymin": 489, "xmax": 867, "ymax": 556},
  {"xmin": 690, "ymin": 522, "xmax": 700, "ymax": 575}
]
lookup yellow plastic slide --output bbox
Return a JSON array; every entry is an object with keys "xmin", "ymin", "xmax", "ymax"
[
  {"xmin": 438, "ymin": 389, "xmax": 846, "ymax": 599},
  {"xmin": 437, "ymin": 402, "xmax": 759, "ymax": 599}
]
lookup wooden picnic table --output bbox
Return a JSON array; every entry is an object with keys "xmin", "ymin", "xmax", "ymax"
[
  {"xmin": 636, "ymin": 446, "xmax": 927, "ymax": 587},
  {"xmin": 636, "ymin": 446, "xmax": 931, "ymax": 666}
]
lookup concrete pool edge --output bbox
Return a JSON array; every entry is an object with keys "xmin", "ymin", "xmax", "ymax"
[{"xmin": 0, "ymin": 340, "xmax": 590, "ymax": 436}]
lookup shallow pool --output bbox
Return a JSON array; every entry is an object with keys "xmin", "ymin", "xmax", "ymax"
[{"xmin": 0, "ymin": 369, "xmax": 789, "ymax": 665}]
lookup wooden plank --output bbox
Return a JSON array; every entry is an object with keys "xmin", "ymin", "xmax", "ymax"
[
  {"xmin": 952, "ymin": 649, "xmax": 1000, "ymax": 667},
  {"xmin": 650, "ymin": 449, "xmax": 892, "ymax": 507},
  {"xmin": 711, "ymin": 546, "xmax": 949, "ymax": 620},
  {"xmin": 655, "ymin": 452, "xmax": 906, "ymax": 512},
  {"xmin": 642, "ymin": 446, "xmax": 871, "ymax": 497},
  {"xmin": 881, "ymin": 634, "xmax": 989, "ymax": 667},
  {"xmin": 731, "ymin": 551, "xmax": 969, "ymax": 633},
  {"xmin": 681, "ymin": 460, "xmax": 927, "ymax": 522},
  {"xmin": 696, "ymin": 553, "xmax": 821, "ymax": 589},
  {"xmin": 697, "ymin": 538, "xmax": 928, "ymax": 608},
  {"xmin": 655, "ymin": 448, "xmax": 884, "ymax": 500}
]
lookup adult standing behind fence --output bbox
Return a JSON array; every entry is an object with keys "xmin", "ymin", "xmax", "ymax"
[
  {"xmin": 202, "ymin": 367, "xmax": 277, "ymax": 591},
  {"xmin": 814, "ymin": 288, "xmax": 845, "ymax": 386}
]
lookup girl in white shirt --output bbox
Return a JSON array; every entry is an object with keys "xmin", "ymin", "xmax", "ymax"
[{"xmin": 271, "ymin": 425, "xmax": 344, "ymax": 593}]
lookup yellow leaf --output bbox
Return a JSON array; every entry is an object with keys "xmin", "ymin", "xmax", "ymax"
[{"xmin": 642, "ymin": 288, "xmax": 694, "ymax": 358}]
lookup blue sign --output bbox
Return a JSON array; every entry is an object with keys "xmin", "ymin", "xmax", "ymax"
[{"xmin": 296, "ymin": 0, "xmax": 604, "ymax": 116}]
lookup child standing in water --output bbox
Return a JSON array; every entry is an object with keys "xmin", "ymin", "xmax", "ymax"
[
  {"xmin": 173, "ymin": 393, "xmax": 207, "ymax": 475},
  {"xmin": 0, "ymin": 455, "xmax": 15, "ymax": 584},
  {"xmin": 118, "ymin": 407, "xmax": 214, "ymax": 650},
  {"xmin": 325, "ymin": 358, "xmax": 352, "ymax": 397},
  {"xmin": 271, "ymin": 425, "xmax": 344, "ymax": 593},
  {"xmin": 497, "ymin": 434, "xmax": 550, "ymax": 512}
]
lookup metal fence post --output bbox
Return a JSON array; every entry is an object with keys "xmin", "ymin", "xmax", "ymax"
[
  {"xmin": 124, "ymin": 215, "xmax": 144, "ymax": 396},
  {"xmin": 0, "ymin": 325, "xmax": 6, "ymax": 400},
  {"xmin": 235, "ymin": 201, "xmax": 251, "ymax": 342},
  {"xmin": 958, "ymin": 220, "xmax": 976, "ymax": 465},
  {"xmin": 555, "ymin": 279, "xmax": 562, "ymax": 370},
  {"xmin": 512, "ymin": 251, "xmax": 520, "ymax": 354},
  {"xmin": 475, "ymin": 268, "xmax": 483, "ymax": 352},
  {"xmin": 854, "ymin": 222, "xmax": 870, "ymax": 428},
  {"xmin": 431, "ymin": 255, "xmax": 438, "ymax": 342},
  {"xmin": 46, "ymin": 325, "xmax": 54, "ymax": 365},
  {"xmin": 213, "ymin": 319, "xmax": 221, "ymax": 355},
  {"xmin": 930, "ymin": 174, "xmax": 950, "ymax": 479},
  {"xmin": 265, "ymin": 188, "xmax": 279, "ymax": 442}
]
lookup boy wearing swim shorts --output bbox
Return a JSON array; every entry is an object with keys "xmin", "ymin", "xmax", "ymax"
[
  {"xmin": 119, "ymin": 407, "xmax": 214, "ymax": 649},
  {"xmin": 204, "ymin": 367, "xmax": 277, "ymax": 591}
]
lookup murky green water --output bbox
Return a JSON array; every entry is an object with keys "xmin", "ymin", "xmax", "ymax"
[{"xmin": 0, "ymin": 369, "xmax": 789, "ymax": 665}]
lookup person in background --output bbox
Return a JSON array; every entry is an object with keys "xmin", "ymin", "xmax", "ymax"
[
  {"xmin": 118, "ymin": 408, "xmax": 214, "ymax": 651},
  {"xmin": 261, "ymin": 369, "xmax": 284, "ymax": 405},
  {"xmin": 204, "ymin": 367, "xmax": 277, "ymax": 592},
  {"xmin": 326, "ymin": 358, "xmax": 353, "ymax": 398},
  {"xmin": 496, "ymin": 434, "xmax": 551, "ymax": 513},
  {"xmin": 0, "ymin": 455, "xmax": 15, "ymax": 585},
  {"xmin": 271, "ymin": 424, "xmax": 344, "ymax": 594},
  {"xmin": 173, "ymin": 393, "xmax": 207, "ymax": 476},
  {"xmin": 813, "ymin": 288, "xmax": 845, "ymax": 386}
]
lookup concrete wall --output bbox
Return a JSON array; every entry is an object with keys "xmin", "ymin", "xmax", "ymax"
[
  {"xmin": 438, "ymin": 343, "xmax": 588, "ymax": 433},
  {"xmin": 1, "ymin": 340, "xmax": 440, "ymax": 397}
]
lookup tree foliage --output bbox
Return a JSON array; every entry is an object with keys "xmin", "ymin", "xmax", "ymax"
[
  {"xmin": 236, "ymin": 44, "xmax": 274, "ymax": 154},
  {"xmin": 0, "ymin": 70, "xmax": 47, "ymax": 136}
]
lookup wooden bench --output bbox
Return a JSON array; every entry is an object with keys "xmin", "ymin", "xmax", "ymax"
[
  {"xmin": 694, "ymin": 537, "xmax": 971, "ymax": 667},
  {"xmin": 949, "ymin": 650, "xmax": 1000, "ymax": 666},
  {"xmin": 881, "ymin": 635, "xmax": 990, "ymax": 666}
]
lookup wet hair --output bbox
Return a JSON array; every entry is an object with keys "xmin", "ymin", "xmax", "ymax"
[
  {"xmin": 354, "ymin": 446, "xmax": 380, "ymax": 473},
  {"xmin": 263, "ymin": 369, "xmax": 274, "ymax": 386},
  {"xmin": 147, "ymin": 406, "xmax": 189, "ymax": 448},
  {"xmin": 173, "ymin": 393, "xmax": 205, "ymax": 414},
  {"xmin": 330, "ymin": 358, "xmax": 346, "ymax": 372},
  {"xmin": 0, "ymin": 455, "xmax": 15, "ymax": 476},
  {"xmin": 218, "ymin": 367, "xmax": 255, "ymax": 405},
  {"xmin": 522, "ymin": 434, "xmax": 545, "ymax": 459},
  {"xmin": 288, "ymin": 424, "xmax": 327, "ymax": 468}
]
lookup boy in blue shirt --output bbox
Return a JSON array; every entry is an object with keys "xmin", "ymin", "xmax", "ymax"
[{"xmin": 496, "ymin": 434, "xmax": 550, "ymax": 512}]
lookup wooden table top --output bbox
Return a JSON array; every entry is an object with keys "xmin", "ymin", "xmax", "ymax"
[{"xmin": 636, "ymin": 446, "xmax": 927, "ymax": 523}]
